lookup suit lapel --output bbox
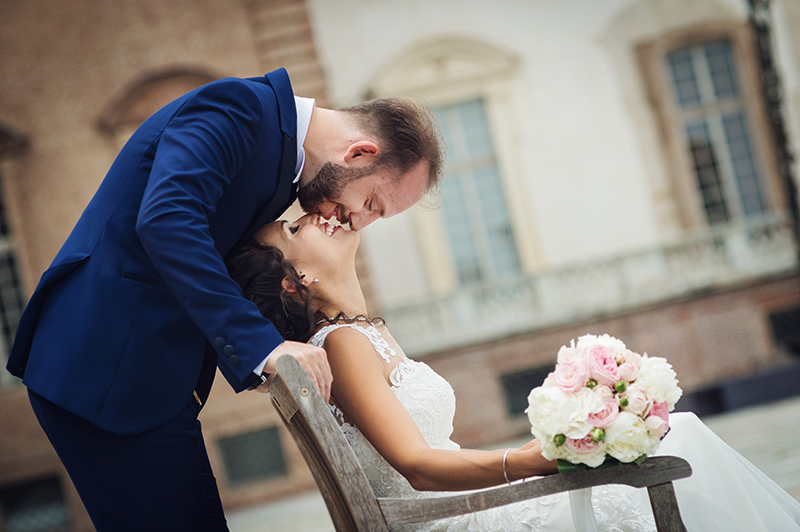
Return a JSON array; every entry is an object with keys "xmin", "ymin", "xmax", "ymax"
[
  {"xmin": 230, "ymin": 134, "xmax": 297, "ymax": 254},
  {"xmin": 230, "ymin": 69, "xmax": 298, "ymax": 254}
]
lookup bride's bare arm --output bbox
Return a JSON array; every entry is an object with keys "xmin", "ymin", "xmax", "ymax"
[{"xmin": 324, "ymin": 327, "xmax": 557, "ymax": 492}]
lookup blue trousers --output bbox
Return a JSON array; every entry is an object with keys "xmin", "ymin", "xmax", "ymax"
[{"xmin": 28, "ymin": 389, "xmax": 228, "ymax": 532}]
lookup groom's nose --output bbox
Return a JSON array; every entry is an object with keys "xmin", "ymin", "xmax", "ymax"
[{"xmin": 348, "ymin": 210, "xmax": 380, "ymax": 231}]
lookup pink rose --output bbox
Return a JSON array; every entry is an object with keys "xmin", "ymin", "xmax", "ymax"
[
  {"xmin": 645, "ymin": 415, "xmax": 668, "ymax": 438},
  {"xmin": 649, "ymin": 401, "xmax": 670, "ymax": 432},
  {"xmin": 594, "ymin": 385, "xmax": 614, "ymax": 399},
  {"xmin": 625, "ymin": 351, "xmax": 643, "ymax": 367},
  {"xmin": 553, "ymin": 357, "xmax": 589, "ymax": 393},
  {"xmin": 621, "ymin": 388, "xmax": 651, "ymax": 416},
  {"xmin": 564, "ymin": 435, "xmax": 603, "ymax": 454},
  {"xmin": 584, "ymin": 345, "xmax": 620, "ymax": 387},
  {"xmin": 588, "ymin": 397, "xmax": 620, "ymax": 428},
  {"xmin": 618, "ymin": 361, "xmax": 639, "ymax": 382}
]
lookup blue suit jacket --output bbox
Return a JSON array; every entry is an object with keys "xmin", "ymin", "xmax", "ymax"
[{"xmin": 7, "ymin": 69, "xmax": 297, "ymax": 435}]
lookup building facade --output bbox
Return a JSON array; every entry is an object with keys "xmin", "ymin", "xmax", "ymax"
[{"xmin": 1, "ymin": 0, "xmax": 799, "ymax": 530}]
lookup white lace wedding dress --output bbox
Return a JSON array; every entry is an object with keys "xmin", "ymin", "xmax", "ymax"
[{"xmin": 311, "ymin": 323, "xmax": 800, "ymax": 532}]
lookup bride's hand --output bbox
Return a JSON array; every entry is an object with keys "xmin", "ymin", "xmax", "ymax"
[
  {"xmin": 511, "ymin": 439, "xmax": 559, "ymax": 477},
  {"xmin": 263, "ymin": 341, "xmax": 333, "ymax": 401},
  {"xmin": 517, "ymin": 439, "xmax": 543, "ymax": 452}
]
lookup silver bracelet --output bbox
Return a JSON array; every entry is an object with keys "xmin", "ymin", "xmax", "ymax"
[{"xmin": 502, "ymin": 448, "xmax": 512, "ymax": 484}]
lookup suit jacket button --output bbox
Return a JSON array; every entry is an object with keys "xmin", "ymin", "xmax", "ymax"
[
  {"xmin": 215, "ymin": 337, "xmax": 225, "ymax": 349},
  {"xmin": 223, "ymin": 345, "xmax": 235, "ymax": 356},
  {"xmin": 229, "ymin": 355, "xmax": 240, "ymax": 367}
]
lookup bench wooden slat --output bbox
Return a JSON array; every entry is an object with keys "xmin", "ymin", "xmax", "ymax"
[{"xmin": 378, "ymin": 456, "xmax": 691, "ymax": 526}]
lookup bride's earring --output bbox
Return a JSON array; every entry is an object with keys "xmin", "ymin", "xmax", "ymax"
[{"xmin": 299, "ymin": 270, "xmax": 318, "ymax": 283}]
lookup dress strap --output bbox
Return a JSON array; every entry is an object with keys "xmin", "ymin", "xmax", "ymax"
[{"xmin": 310, "ymin": 323, "xmax": 397, "ymax": 364}]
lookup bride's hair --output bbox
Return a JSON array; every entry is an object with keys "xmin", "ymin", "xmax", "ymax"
[{"xmin": 226, "ymin": 240, "xmax": 317, "ymax": 342}]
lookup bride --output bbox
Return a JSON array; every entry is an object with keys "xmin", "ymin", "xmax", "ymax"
[{"xmin": 226, "ymin": 213, "xmax": 800, "ymax": 532}]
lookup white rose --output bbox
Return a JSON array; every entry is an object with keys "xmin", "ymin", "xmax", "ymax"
[
  {"xmin": 604, "ymin": 412, "xmax": 660, "ymax": 463},
  {"xmin": 636, "ymin": 356, "xmax": 682, "ymax": 407}
]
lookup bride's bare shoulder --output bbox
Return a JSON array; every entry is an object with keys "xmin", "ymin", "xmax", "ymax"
[{"xmin": 322, "ymin": 325, "xmax": 378, "ymax": 358}]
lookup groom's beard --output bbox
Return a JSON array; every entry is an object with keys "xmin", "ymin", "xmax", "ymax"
[{"xmin": 298, "ymin": 161, "xmax": 372, "ymax": 215}]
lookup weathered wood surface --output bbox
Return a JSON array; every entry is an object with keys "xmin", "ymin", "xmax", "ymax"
[
  {"xmin": 271, "ymin": 355, "xmax": 691, "ymax": 532},
  {"xmin": 378, "ymin": 457, "xmax": 691, "ymax": 526}
]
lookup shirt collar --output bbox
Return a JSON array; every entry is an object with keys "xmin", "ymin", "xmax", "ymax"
[{"xmin": 294, "ymin": 96, "xmax": 316, "ymax": 183}]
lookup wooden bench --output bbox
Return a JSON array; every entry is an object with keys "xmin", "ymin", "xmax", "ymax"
[{"xmin": 270, "ymin": 355, "xmax": 692, "ymax": 532}]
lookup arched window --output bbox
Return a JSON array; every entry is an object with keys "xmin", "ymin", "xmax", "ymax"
[{"xmin": 98, "ymin": 68, "xmax": 218, "ymax": 149}]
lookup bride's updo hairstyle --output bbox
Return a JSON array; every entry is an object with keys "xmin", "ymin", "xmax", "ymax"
[{"xmin": 226, "ymin": 240, "xmax": 317, "ymax": 342}]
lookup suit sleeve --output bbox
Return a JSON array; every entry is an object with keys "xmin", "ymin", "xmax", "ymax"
[{"xmin": 135, "ymin": 79, "xmax": 285, "ymax": 392}]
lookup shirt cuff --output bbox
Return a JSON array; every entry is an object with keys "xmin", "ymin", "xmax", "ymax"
[{"xmin": 252, "ymin": 344, "xmax": 281, "ymax": 376}]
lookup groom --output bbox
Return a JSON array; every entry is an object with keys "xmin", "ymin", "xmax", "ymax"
[{"xmin": 6, "ymin": 67, "xmax": 443, "ymax": 531}]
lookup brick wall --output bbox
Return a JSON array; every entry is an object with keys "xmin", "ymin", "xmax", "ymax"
[
  {"xmin": 0, "ymin": 0, "xmax": 330, "ymax": 524},
  {"xmin": 427, "ymin": 274, "xmax": 800, "ymax": 448}
]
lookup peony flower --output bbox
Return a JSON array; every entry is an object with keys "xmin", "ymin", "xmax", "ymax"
[
  {"xmin": 556, "ymin": 344, "xmax": 581, "ymax": 364},
  {"xmin": 604, "ymin": 412, "xmax": 660, "ymax": 463},
  {"xmin": 553, "ymin": 356, "xmax": 589, "ymax": 393},
  {"xmin": 576, "ymin": 334, "xmax": 627, "ymax": 353},
  {"xmin": 584, "ymin": 344, "xmax": 620, "ymax": 387},
  {"xmin": 636, "ymin": 357, "xmax": 682, "ymax": 407},
  {"xmin": 526, "ymin": 386, "xmax": 604, "ymax": 441},
  {"xmin": 528, "ymin": 334, "xmax": 682, "ymax": 467}
]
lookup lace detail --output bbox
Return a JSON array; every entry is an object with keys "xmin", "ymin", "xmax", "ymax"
[{"xmin": 308, "ymin": 323, "xmax": 800, "ymax": 531}]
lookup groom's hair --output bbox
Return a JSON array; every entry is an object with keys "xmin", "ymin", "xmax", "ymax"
[
  {"xmin": 226, "ymin": 240, "xmax": 316, "ymax": 343},
  {"xmin": 338, "ymin": 97, "xmax": 445, "ymax": 194}
]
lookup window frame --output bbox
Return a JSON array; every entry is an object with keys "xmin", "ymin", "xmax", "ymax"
[
  {"xmin": 0, "ymin": 131, "xmax": 29, "ymax": 389},
  {"xmin": 432, "ymin": 97, "xmax": 523, "ymax": 286},
  {"xmin": 637, "ymin": 22, "xmax": 785, "ymax": 229},
  {"xmin": 367, "ymin": 37, "xmax": 545, "ymax": 294}
]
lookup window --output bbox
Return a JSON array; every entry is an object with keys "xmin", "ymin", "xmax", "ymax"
[
  {"xmin": 638, "ymin": 23, "xmax": 784, "ymax": 230},
  {"xmin": 500, "ymin": 365, "xmax": 554, "ymax": 416},
  {"xmin": 0, "ymin": 477, "xmax": 70, "ymax": 532},
  {"xmin": 769, "ymin": 306, "xmax": 800, "ymax": 357},
  {"xmin": 0, "ymin": 169, "xmax": 25, "ymax": 387},
  {"xmin": 217, "ymin": 427, "xmax": 287, "ymax": 486},
  {"xmin": 667, "ymin": 40, "xmax": 768, "ymax": 225},
  {"xmin": 433, "ymin": 99, "xmax": 521, "ymax": 285}
]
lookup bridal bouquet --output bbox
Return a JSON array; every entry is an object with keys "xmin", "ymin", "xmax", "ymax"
[{"xmin": 525, "ymin": 334, "xmax": 682, "ymax": 469}]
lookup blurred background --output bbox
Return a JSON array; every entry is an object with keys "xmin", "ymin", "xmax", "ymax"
[{"xmin": 1, "ymin": 0, "xmax": 799, "ymax": 530}]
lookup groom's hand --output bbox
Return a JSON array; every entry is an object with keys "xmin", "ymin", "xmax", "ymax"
[{"xmin": 263, "ymin": 341, "xmax": 333, "ymax": 402}]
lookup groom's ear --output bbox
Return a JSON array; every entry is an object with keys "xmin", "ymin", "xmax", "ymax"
[{"xmin": 343, "ymin": 141, "xmax": 379, "ymax": 167}]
